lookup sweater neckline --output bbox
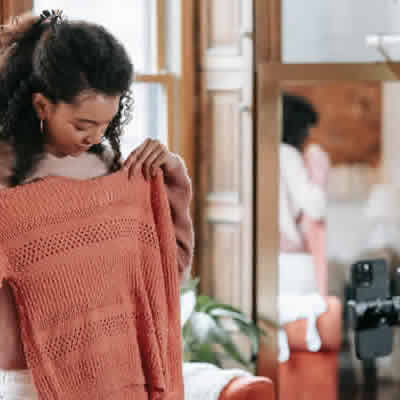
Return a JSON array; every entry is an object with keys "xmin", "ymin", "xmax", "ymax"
[
  {"xmin": 0, "ymin": 167, "xmax": 153, "ymax": 228},
  {"xmin": 0, "ymin": 167, "xmax": 130, "ymax": 201},
  {"xmin": 44, "ymin": 167, "xmax": 126, "ymax": 185}
]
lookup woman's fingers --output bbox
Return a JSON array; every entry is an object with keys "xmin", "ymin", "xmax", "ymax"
[
  {"xmin": 123, "ymin": 138, "xmax": 153, "ymax": 179},
  {"xmin": 123, "ymin": 138, "xmax": 172, "ymax": 181},
  {"xmin": 142, "ymin": 146, "xmax": 164, "ymax": 180},
  {"xmin": 131, "ymin": 139, "xmax": 158, "ymax": 178},
  {"xmin": 148, "ymin": 152, "xmax": 169, "ymax": 177}
]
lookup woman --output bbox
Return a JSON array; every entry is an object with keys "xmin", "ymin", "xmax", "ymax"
[
  {"xmin": 0, "ymin": 10, "xmax": 193, "ymax": 399},
  {"xmin": 278, "ymin": 92, "xmax": 330, "ymax": 362}
]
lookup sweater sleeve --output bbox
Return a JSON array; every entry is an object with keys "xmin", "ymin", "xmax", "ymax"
[
  {"xmin": 161, "ymin": 154, "xmax": 194, "ymax": 285},
  {"xmin": 103, "ymin": 146, "xmax": 195, "ymax": 285},
  {"xmin": 0, "ymin": 141, "xmax": 13, "ymax": 288}
]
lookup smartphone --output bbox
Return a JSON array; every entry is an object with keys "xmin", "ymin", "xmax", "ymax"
[{"xmin": 350, "ymin": 259, "xmax": 393, "ymax": 359}]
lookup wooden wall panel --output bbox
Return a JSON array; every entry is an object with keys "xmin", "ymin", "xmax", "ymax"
[
  {"xmin": 196, "ymin": 0, "xmax": 254, "ymax": 370},
  {"xmin": 206, "ymin": 0, "xmax": 241, "ymax": 54},
  {"xmin": 199, "ymin": 68, "xmax": 253, "ymax": 316},
  {"xmin": 1, "ymin": 0, "xmax": 32, "ymax": 23},
  {"xmin": 209, "ymin": 224, "xmax": 242, "ymax": 307},
  {"xmin": 198, "ymin": 0, "xmax": 254, "ymax": 316},
  {"xmin": 200, "ymin": 0, "xmax": 253, "ymax": 71},
  {"xmin": 282, "ymin": 82, "xmax": 382, "ymax": 167},
  {"xmin": 209, "ymin": 90, "xmax": 241, "ymax": 194}
]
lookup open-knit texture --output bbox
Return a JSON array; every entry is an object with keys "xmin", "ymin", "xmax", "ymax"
[
  {"xmin": 0, "ymin": 141, "xmax": 195, "ymax": 286},
  {"xmin": 0, "ymin": 167, "xmax": 183, "ymax": 399}
]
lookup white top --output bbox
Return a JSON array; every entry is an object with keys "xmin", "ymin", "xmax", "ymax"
[{"xmin": 280, "ymin": 143, "xmax": 327, "ymax": 247}]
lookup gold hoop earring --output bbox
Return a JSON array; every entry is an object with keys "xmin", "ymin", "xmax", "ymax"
[{"xmin": 40, "ymin": 120, "xmax": 44, "ymax": 134}]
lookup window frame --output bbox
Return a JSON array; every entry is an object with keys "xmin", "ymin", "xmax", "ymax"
[{"xmin": 135, "ymin": 73, "xmax": 175, "ymax": 151}]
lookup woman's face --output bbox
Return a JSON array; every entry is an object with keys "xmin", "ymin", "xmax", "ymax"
[{"xmin": 32, "ymin": 90, "xmax": 120, "ymax": 158}]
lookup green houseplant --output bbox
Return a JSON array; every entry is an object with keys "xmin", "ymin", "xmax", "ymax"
[{"xmin": 180, "ymin": 277, "xmax": 266, "ymax": 373}]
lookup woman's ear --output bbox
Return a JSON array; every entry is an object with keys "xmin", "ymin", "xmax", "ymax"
[{"xmin": 32, "ymin": 92, "xmax": 53, "ymax": 121}]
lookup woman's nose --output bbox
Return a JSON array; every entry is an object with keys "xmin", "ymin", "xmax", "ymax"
[{"xmin": 83, "ymin": 131, "xmax": 103, "ymax": 146}]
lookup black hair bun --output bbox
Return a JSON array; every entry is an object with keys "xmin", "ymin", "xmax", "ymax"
[{"xmin": 282, "ymin": 92, "xmax": 319, "ymax": 149}]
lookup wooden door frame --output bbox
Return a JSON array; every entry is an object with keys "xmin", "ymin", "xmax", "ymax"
[
  {"xmin": 0, "ymin": 0, "xmax": 32, "ymax": 23},
  {"xmin": 254, "ymin": 0, "xmax": 400, "ymax": 387},
  {"xmin": 180, "ymin": 0, "xmax": 197, "ymax": 275}
]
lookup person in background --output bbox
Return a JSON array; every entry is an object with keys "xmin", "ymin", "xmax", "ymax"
[{"xmin": 278, "ymin": 92, "xmax": 331, "ymax": 362}]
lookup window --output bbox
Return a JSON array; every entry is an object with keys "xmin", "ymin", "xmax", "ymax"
[
  {"xmin": 33, "ymin": 0, "xmax": 172, "ymax": 159},
  {"xmin": 282, "ymin": 0, "xmax": 400, "ymax": 63}
]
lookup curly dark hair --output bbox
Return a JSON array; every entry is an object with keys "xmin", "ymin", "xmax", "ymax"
[
  {"xmin": 0, "ymin": 11, "xmax": 134, "ymax": 186},
  {"xmin": 282, "ymin": 92, "xmax": 319, "ymax": 150}
]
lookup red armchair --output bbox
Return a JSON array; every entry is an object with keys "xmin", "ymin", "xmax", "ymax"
[
  {"xmin": 256, "ymin": 200, "xmax": 342, "ymax": 399},
  {"xmin": 276, "ymin": 210, "xmax": 343, "ymax": 400},
  {"xmin": 279, "ymin": 296, "xmax": 342, "ymax": 400},
  {"xmin": 219, "ymin": 375, "xmax": 275, "ymax": 400},
  {"xmin": 256, "ymin": 296, "xmax": 341, "ymax": 400}
]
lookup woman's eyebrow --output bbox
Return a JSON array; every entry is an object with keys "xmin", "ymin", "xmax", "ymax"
[{"xmin": 75, "ymin": 118, "xmax": 110, "ymax": 125}]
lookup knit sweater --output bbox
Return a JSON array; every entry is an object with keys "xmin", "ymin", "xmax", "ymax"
[
  {"xmin": 0, "ymin": 141, "xmax": 194, "ymax": 285},
  {"xmin": 0, "ymin": 167, "xmax": 184, "ymax": 399}
]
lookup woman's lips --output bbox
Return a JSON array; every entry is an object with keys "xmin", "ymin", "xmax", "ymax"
[
  {"xmin": 75, "ymin": 146, "xmax": 90, "ymax": 153},
  {"xmin": 68, "ymin": 147, "xmax": 87, "ymax": 157}
]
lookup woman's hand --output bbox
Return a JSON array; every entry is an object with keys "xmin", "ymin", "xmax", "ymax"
[{"xmin": 123, "ymin": 138, "xmax": 181, "ymax": 180}]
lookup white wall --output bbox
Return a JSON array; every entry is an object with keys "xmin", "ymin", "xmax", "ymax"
[
  {"xmin": 327, "ymin": 82, "xmax": 400, "ymax": 297},
  {"xmin": 282, "ymin": 0, "xmax": 400, "ymax": 63},
  {"xmin": 327, "ymin": 200, "xmax": 371, "ymax": 266},
  {"xmin": 383, "ymin": 82, "xmax": 400, "ymax": 185}
]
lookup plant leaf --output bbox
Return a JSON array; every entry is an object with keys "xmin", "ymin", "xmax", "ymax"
[
  {"xmin": 233, "ymin": 319, "xmax": 260, "ymax": 356},
  {"xmin": 186, "ymin": 343, "xmax": 222, "ymax": 367},
  {"xmin": 180, "ymin": 276, "xmax": 200, "ymax": 295},
  {"xmin": 189, "ymin": 311, "xmax": 219, "ymax": 343},
  {"xmin": 196, "ymin": 295, "xmax": 215, "ymax": 311},
  {"xmin": 180, "ymin": 290, "xmax": 197, "ymax": 328},
  {"xmin": 203, "ymin": 302, "xmax": 244, "ymax": 315},
  {"xmin": 209, "ymin": 308, "xmax": 251, "ymax": 323},
  {"xmin": 180, "ymin": 276, "xmax": 270, "ymax": 369},
  {"xmin": 212, "ymin": 321, "xmax": 251, "ymax": 367}
]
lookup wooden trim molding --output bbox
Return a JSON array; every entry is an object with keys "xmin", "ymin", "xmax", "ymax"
[
  {"xmin": 156, "ymin": 0, "xmax": 166, "ymax": 72},
  {"xmin": 254, "ymin": 0, "xmax": 280, "ymax": 385},
  {"xmin": 1, "ymin": 0, "xmax": 12, "ymax": 23},
  {"xmin": 1, "ymin": 0, "xmax": 32, "ymax": 23},
  {"xmin": 266, "ymin": 0, "xmax": 281, "ymax": 62},
  {"xmin": 254, "ymin": 75, "xmax": 280, "ymax": 384},
  {"xmin": 179, "ymin": 0, "xmax": 196, "ymax": 275},
  {"xmin": 257, "ymin": 62, "xmax": 400, "ymax": 81},
  {"xmin": 255, "ymin": 0, "xmax": 281, "ymax": 63},
  {"xmin": 179, "ymin": 0, "xmax": 195, "ymax": 182}
]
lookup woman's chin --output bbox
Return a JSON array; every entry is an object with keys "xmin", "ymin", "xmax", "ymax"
[{"xmin": 69, "ymin": 150, "xmax": 85, "ymax": 157}]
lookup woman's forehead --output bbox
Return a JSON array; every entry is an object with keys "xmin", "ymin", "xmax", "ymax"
[
  {"xmin": 74, "ymin": 91, "xmax": 120, "ymax": 107},
  {"xmin": 62, "ymin": 92, "xmax": 120, "ymax": 120}
]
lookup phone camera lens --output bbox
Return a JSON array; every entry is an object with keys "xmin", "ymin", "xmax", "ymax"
[{"xmin": 356, "ymin": 263, "xmax": 373, "ymax": 286}]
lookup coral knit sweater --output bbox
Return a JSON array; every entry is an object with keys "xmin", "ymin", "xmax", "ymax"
[{"xmin": 0, "ymin": 167, "xmax": 184, "ymax": 400}]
